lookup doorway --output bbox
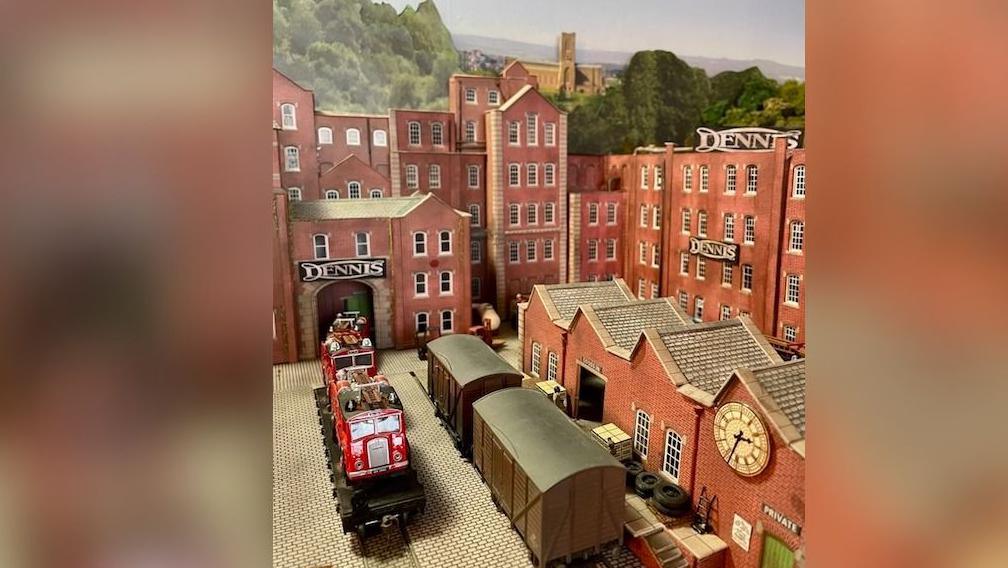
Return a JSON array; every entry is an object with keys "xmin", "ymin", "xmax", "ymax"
[
  {"xmin": 576, "ymin": 365, "xmax": 606, "ymax": 422},
  {"xmin": 316, "ymin": 281, "xmax": 375, "ymax": 344},
  {"xmin": 760, "ymin": 534, "xmax": 795, "ymax": 568}
]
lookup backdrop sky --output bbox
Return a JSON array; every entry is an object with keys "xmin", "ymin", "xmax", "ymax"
[{"xmin": 381, "ymin": 0, "xmax": 805, "ymax": 67}]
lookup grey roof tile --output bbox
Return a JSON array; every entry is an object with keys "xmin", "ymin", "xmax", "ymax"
[
  {"xmin": 593, "ymin": 300, "xmax": 690, "ymax": 349},
  {"xmin": 542, "ymin": 281, "xmax": 632, "ymax": 321},
  {"xmin": 290, "ymin": 195, "xmax": 428, "ymax": 221},
  {"xmin": 660, "ymin": 321, "xmax": 778, "ymax": 394},
  {"xmin": 752, "ymin": 359, "xmax": 806, "ymax": 436}
]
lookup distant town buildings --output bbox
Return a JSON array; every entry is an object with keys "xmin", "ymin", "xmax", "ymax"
[{"xmin": 505, "ymin": 32, "xmax": 605, "ymax": 95}]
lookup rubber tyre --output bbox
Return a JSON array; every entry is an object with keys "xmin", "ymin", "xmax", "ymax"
[
  {"xmin": 634, "ymin": 472, "xmax": 660, "ymax": 498},
  {"xmin": 651, "ymin": 481, "xmax": 691, "ymax": 516},
  {"xmin": 625, "ymin": 461, "xmax": 644, "ymax": 486}
]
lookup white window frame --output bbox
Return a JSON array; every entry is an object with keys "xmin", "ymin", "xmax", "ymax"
[
  {"xmin": 527, "ymin": 163, "xmax": 538, "ymax": 186},
  {"xmin": 606, "ymin": 203, "xmax": 617, "ymax": 225},
  {"xmin": 720, "ymin": 305, "xmax": 732, "ymax": 321},
  {"xmin": 413, "ymin": 232, "xmax": 427, "ymax": 256},
  {"xmin": 508, "ymin": 122, "xmax": 520, "ymax": 145},
  {"xmin": 653, "ymin": 206, "xmax": 662, "ymax": 229},
  {"xmin": 696, "ymin": 257, "xmax": 706, "ymax": 280},
  {"xmin": 280, "ymin": 103, "xmax": 296, "ymax": 130},
  {"xmin": 415, "ymin": 312, "xmax": 429, "ymax": 333},
  {"xmin": 373, "ymin": 129, "xmax": 388, "ymax": 147},
  {"xmin": 724, "ymin": 213, "xmax": 735, "ymax": 242},
  {"xmin": 526, "ymin": 240, "xmax": 537, "ymax": 262},
  {"xmin": 313, "ymin": 234, "xmax": 329, "ymax": 260},
  {"xmin": 488, "ymin": 90, "xmax": 500, "ymax": 105},
  {"xmin": 588, "ymin": 203, "xmax": 599, "ymax": 225},
  {"xmin": 526, "ymin": 112, "xmax": 538, "ymax": 146},
  {"xmin": 284, "ymin": 146, "xmax": 300, "ymax": 172},
  {"xmin": 784, "ymin": 325, "xmax": 798, "ymax": 342},
  {"xmin": 587, "ymin": 240, "xmax": 598, "ymax": 261},
  {"xmin": 370, "ymin": 189, "xmax": 383, "ymax": 199},
  {"xmin": 681, "ymin": 209, "xmax": 691, "ymax": 233},
  {"xmin": 544, "ymin": 202, "xmax": 555, "ymax": 224},
  {"xmin": 439, "ymin": 271, "xmax": 454, "ymax": 295},
  {"xmin": 700, "ymin": 165, "xmax": 709, "ymax": 192},
  {"xmin": 531, "ymin": 342, "xmax": 542, "ymax": 376},
  {"xmin": 468, "ymin": 204, "xmax": 480, "ymax": 226},
  {"xmin": 698, "ymin": 210, "xmax": 708, "ymax": 237},
  {"xmin": 682, "ymin": 165, "xmax": 692, "ymax": 192},
  {"xmin": 354, "ymin": 232, "xmax": 370, "ymax": 257},
  {"xmin": 694, "ymin": 297, "xmax": 704, "ymax": 321},
  {"xmin": 678, "ymin": 291, "xmax": 688, "ymax": 310},
  {"xmin": 661, "ymin": 429, "xmax": 684, "ymax": 482},
  {"xmin": 441, "ymin": 310, "xmax": 454, "ymax": 333},
  {"xmin": 287, "ymin": 187, "xmax": 301, "ymax": 201},
  {"xmin": 414, "ymin": 272, "xmax": 428, "ymax": 297},
  {"xmin": 527, "ymin": 203, "xmax": 538, "ymax": 225},
  {"xmin": 651, "ymin": 283, "xmax": 660, "ymax": 299},
  {"xmin": 509, "ymin": 241, "xmax": 520, "ymax": 263},
  {"xmin": 348, "ymin": 181, "xmax": 361, "ymax": 199},
  {"xmin": 786, "ymin": 274, "xmax": 801, "ymax": 305},
  {"xmin": 543, "ymin": 239, "xmax": 554, "ymax": 260},
  {"xmin": 439, "ymin": 230, "xmax": 452, "ymax": 255},
  {"xmin": 547, "ymin": 351, "xmax": 558, "ymax": 381},
  {"xmin": 545, "ymin": 122, "xmax": 556, "ymax": 146},
  {"xmin": 652, "ymin": 245, "xmax": 660, "ymax": 268},
  {"xmin": 406, "ymin": 165, "xmax": 419, "ymax": 189},
  {"xmin": 324, "ymin": 189, "xmax": 339, "ymax": 200},
  {"xmin": 429, "ymin": 164, "xmax": 442, "ymax": 189},
  {"xmin": 467, "ymin": 165, "xmax": 480, "ymax": 188},
  {"xmin": 746, "ymin": 165, "xmax": 758, "ymax": 194},
  {"xmin": 793, "ymin": 165, "xmax": 806, "ymax": 198},
  {"xmin": 605, "ymin": 239, "xmax": 616, "ymax": 260},
  {"xmin": 317, "ymin": 126, "xmax": 333, "ymax": 145},
  {"xmin": 744, "ymin": 216, "xmax": 756, "ymax": 244},
  {"xmin": 638, "ymin": 278, "xmax": 646, "ymax": 299},
  {"xmin": 789, "ymin": 220, "xmax": 804, "ymax": 252},
  {"xmin": 634, "ymin": 410, "xmax": 651, "ymax": 459},
  {"xmin": 722, "ymin": 263, "xmax": 733, "ymax": 286},
  {"xmin": 470, "ymin": 239, "xmax": 482, "ymax": 262},
  {"xmin": 346, "ymin": 128, "xmax": 361, "ymax": 146},
  {"xmin": 725, "ymin": 165, "xmax": 737, "ymax": 194},
  {"xmin": 544, "ymin": 163, "xmax": 556, "ymax": 186},
  {"xmin": 431, "ymin": 122, "xmax": 444, "ymax": 146},
  {"xmin": 640, "ymin": 205, "xmax": 648, "ymax": 228},
  {"xmin": 742, "ymin": 264, "xmax": 753, "ymax": 291},
  {"xmin": 639, "ymin": 242, "xmax": 647, "ymax": 265},
  {"xmin": 640, "ymin": 165, "xmax": 649, "ymax": 189},
  {"xmin": 509, "ymin": 204, "xmax": 520, "ymax": 226},
  {"xmin": 408, "ymin": 121, "xmax": 421, "ymax": 146},
  {"xmin": 465, "ymin": 87, "xmax": 477, "ymax": 104},
  {"xmin": 680, "ymin": 252, "xmax": 689, "ymax": 275},
  {"xmin": 465, "ymin": 121, "xmax": 476, "ymax": 143},
  {"xmin": 655, "ymin": 165, "xmax": 664, "ymax": 190},
  {"xmin": 509, "ymin": 163, "xmax": 520, "ymax": 187}
]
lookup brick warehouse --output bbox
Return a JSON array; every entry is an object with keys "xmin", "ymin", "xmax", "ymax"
[{"xmin": 520, "ymin": 280, "xmax": 805, "ymax": 568}]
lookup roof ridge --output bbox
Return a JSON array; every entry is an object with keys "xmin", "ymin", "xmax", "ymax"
[
  {"xmin": 751, "ymin": 358, "xmax": 806, "ymax": 373},
  {"xmin": 658, "ymin": 318, "xmax": 741, "ymax": 336}
]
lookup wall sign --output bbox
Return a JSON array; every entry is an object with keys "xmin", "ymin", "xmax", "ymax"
[
  {"xmin": 299, "ymin": 258, "xmax": 386, "ymax": 282},
  {"xmin": 731, "ymin": 514, "xmax": 753, "ymax": 551},
  {"xmin": 762, "ymin": 503, "xmax": 802, "ymax": 536},
  {"xmin": 689, "ymin": 237, "xmax": 739, "ymax": 263},
  {"xmin": 695, "ymin": 127, "xmax": 802, "ymax": 153},
  {"xmin": 579, "ymin": 357, "xmax": 602, "ymax": 374}
]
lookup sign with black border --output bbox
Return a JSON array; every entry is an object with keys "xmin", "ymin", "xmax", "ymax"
[
  {"xmin": 298, "ymin": 258, "xmax": 387, "ymax": 282},
  {"xmin": 689, "ymin": 237, "xmax": 739, "ymax": 264}
]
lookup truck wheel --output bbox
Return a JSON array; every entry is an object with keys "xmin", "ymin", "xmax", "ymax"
[
  {"xmin": 651, "ymin": 481, "xmax": 690, "ymax": 515},
  {"xmin": 625, "ymin": 461, "xmax": 644, "ymax": 486},
  {"xmin": 634, "ymin": 472, "xmax": 659, "ymax": 498}
]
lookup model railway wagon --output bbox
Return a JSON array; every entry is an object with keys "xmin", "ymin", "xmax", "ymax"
[
  {"xmin": 425, "ymin": 334, "xmax": 523, "ymax": 456},
  {"xmin": 472, "ymin": 388, "xmax": 625, "ymax": 568}
]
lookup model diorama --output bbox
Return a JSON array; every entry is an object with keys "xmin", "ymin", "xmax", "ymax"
[{"xmin": 273, "ymin": 2, "xmax": 805, "ymax": 567}]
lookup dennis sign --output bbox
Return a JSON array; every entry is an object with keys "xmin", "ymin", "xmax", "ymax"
[
  {"xmin": 695, "ymin": 127, "xmax": 801, "ymax": 153},
  {"xmin": 689, "ymin": 237, "xmax": 739, "ymax": 263},
  {"xmin": 299, "ymin": 258, "xmax": 386, "ymax": 282}
]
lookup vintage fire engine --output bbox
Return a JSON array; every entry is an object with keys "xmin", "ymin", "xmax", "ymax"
[
  {"xmin": 321, "ymin": 312, "xmax": 377, "ymax": 383},
  {"xmin": 328, "ymin": 367, "xmax": 410, "ymax": 481}
]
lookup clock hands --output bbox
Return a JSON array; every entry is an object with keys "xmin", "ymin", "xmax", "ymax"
[{"xmin": 726, "ymin": 429, "xmax": 753, "ymax": 463}]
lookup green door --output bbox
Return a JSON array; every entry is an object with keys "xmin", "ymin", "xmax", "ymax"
[{"xmin": 760, "ymin": 534, "xmax": 795, "ymax": 568}]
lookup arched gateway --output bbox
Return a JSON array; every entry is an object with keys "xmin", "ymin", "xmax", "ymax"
[{"xmin": 298, "ymin": 277, "xmax": 393, "ymax": 358}]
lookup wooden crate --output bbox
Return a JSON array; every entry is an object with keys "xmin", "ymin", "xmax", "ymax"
[{"xmin": 591, "ymin": 423, "xmax": 632, "ymax": 463}]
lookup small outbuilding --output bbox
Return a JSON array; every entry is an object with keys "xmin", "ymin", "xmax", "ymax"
[
  {"xmin": 473, "ymin": 388, "xmax": 625, "ymax": 568},
  {"xmin": 426, "ymin": 334, "xmax": 523, "ymax": 454}
]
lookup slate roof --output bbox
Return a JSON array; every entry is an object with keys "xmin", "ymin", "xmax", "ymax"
[
  {"xmin": 591, "ymin": 299, "xmax": 690, "ymax": 350},
  {"xmin": 290, "ymin": 194, "xmax": 431, "ymax": 221},
  {"xmin": 751, "ymin": 358, "xmax": 806, "ymax": 436},
  {"xmin": 538, "ymin": 281, "xmax": 633, "ymax": 322},
  {"xmin": 658, "ymin": 320, "xmax": 781, "ymax": 395}
]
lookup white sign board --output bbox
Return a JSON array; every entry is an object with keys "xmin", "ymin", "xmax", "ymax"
[
  {"xmin": 695, "ymin": 127, "xmax": 802, "ymax": 152},
  {"xmin": 731, "ymin": 513, "xmax": 753, "ymax": 551}
]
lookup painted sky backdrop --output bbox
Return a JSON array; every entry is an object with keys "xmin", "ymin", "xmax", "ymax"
[{"xmin": 382, "ymin": 0, "xmax": 805, "ymax": 67}]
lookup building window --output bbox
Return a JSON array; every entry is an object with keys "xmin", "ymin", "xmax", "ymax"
[
  {"xmin": 509, "ymin": 241, "xmax": 520, "ymax": 262},
  {"xmin": 606, "ymin": 202, "xmax": 617, "ymax": 225},
  {"xmin": 588, "ymin": 240, "xmax": 598, "ymax": 261},
  {"xmin": 662, "ymin": 430, "xmax": 684, "ymax": 482},
  {"xmin": 440, "ymin": 271, "xmax": 453, "ymax": 294},
  {"xmin": 696, "ymin": 257, "xmax": 706, "ymax": 280},
  {"xmin": 509, "ymin": 204, "xmax": 520, "ymax": 226},
  {"xmin": 722, "ymin": 263, "xmax": 733, "ymax": 286},
  {"xmin": 640, "ymin": 204, "xmax": 648, "ymax": 227},
  {"xmin": 431, "ymin": 122, "xmax": 444, "ymax": 146},
  {"xmin": 790, "ymin": 220, "xmax": 804, "ymax": 252},
  {"xmin": 746, "ymin": 165, "xmax": 758, "ymax": 194},
  {"xmin": 526, "ymin": 113, "xmax": 538, "ymax": 145},
  {"xmin": 694, "ymin": 297, "xmax": 704, "ymax": 321},
  {"xmin": 793, "ymin": 165, "xmax": 806, "ymax": 198},
  {"xmin": 413, "ymin": 232, "xmax": 427, "ymax": 256},
  {"xmin": 588, "ymin": 203, "xmax": 599, "ymax": 225},
  {"xmin": 406, "ymin": 165, "xmax": 419, "ymax": 189},
  {"xmin": 284, "ymin": 146, "xmax": 300, "ymax": 171},
  {"xmin": 355, "ymin": 232, "xmax": 370, "ymax": 257},
  {"xmin": 547, "ymin": 351, "xmax": 558, "ymax": 381},
  {"xmin": 544, "ymin": 202, "xmax": 556, "ymax": 224},
  {"xmin": 472, "ymin": 276, "xmax": 482, "ymax": 298},
  {"xmin": 441, "ymin": 310, "xmax": 454, "ymax": 333},
  {"xmin": 313, "ymin": 234, "xmax": 329, "ymax": 260},
  {"xmin": 639, "ymin": 242, "xmax": 647, "ymax": 265},
  {"xmin": 467, "ymin": 165, "xmax": 480, "ymax": 188},
  {"xmin": 681, "ymin": 209, "xmax": 691, "ymax": 233},
  {"xmin": 527, "ymin": 203, "xmax": 538, "ymax": 225},
  {"xmin": 740, "ymin": 310, "xmax": 750, "ymax": 318},
  {"xmin": 742, "ymin": 264, "xmax": 753, "ymax": 291},
  {"xmin": 465, "ymin": 87, "xmax": 477, "ymax": 104},
  {"xmin": 543, "ymin": 239, "xmax": 554, "ymax": 260},
  {"xmin": 698, "ymin": 211, "xmax": 708, "ymax": 237},
  {"xmin": 724, "ymin": 214, "xmax": 735, "ymax": 241},
  {"xmin": 651, "ymin": 283, "xmax": 660, "ymax": 299},
  {"xmin": 348, "ymin": 181, "xmax": 361, "ymax": 199},
  {"xmin": 786, "ymin": 274, "xmax": 801, "ymax": 305},
  {"xmin": 373, "ymin": 129, "xmax": 387, "ymax": 147},
  {"xmin": 415, "ymin": 312, "xmax": 429, "ymax": 333},
  {"xmin": 429, "ymin": 164, "xmax": 441, "ymax": 189},
  {"xmin": 468, "ymin": 204, "xmax": 480, "ymax": 226},
  {"xmin": 527, "ymin": 163, "xmax": 538, "ymax": 186},
  {"xmin": 683, "ymin": 165, "xmax": 692, "ymax": 192},
  {"xmin": 370, "ymin": 189, "xmax": 383, "ymax": 199},
  {"xmin": 471, "ymin": 239, "xmax": 482, "ymax": 262},
  {"xmin": 324, "ymin": 189, "xmax": 339, "ymax": 199},
  {"xmin": 655, "ymin": 165, "xmax": 664, "ymax": 190},
  {"xmin": 544, "ymin": 163, "xmax": 556, "ymax": 186},
  {"xmin": 439, "ymin": 230, "xmax": 452, "ymax": 254},
  {"xmin": 508, "ymin": 122, "xmax": 520, "ymax": 145},
  {"xmin": 725, "ymin": 165, "xmax": 737, "ymax": 194},
  {"xmin": 526, "ymin": 240, "xmax": 537, "ymax": 261},
  {"xmin": 652, "ymin": 245, "xmax": 660, "ymax": 267},
  {"xmin": 638, "ymin": 278, "xmax": 646, "ymax": 299},
  {"xmin": 488, "ymin": 90, "xmax": 500, "ymax": 105},
  {"xmin": 634, "ymin": 410, "xmax": 651, "ymax": 458},
  {"xmin": 280, "ymin": 103, "xmax": 296, "ymax": 129},
  {"xmin": 720, "ymin": 305, "xmax": 731, "ymax": 321},
  {"xmin": 465, "ymin": 121, "xmax": 476, "ymax": 143},
  {"xmin": 414, "ymin": 272, "xmax": 428, "ymax": 296},
  {"xmin": 509, "ymin": 163, "xmax": 520, "ymax": 186},
  {"xmin": 531, "ymin": 342, "xmax": 542, "ymax": 376},
  {"xmin": 545, "ymin": 122, "xmax": 556, "ymax": 146},
  {"xmin": 744, "ymin": 216, "xmax": 756, "ymax": 244},
  {"xmin": 680, "ymin": 252, "xmax": 689, "ymax": 275},
  {"xmin": 784, "ymin": 325, "xmax": 798, "ymax": 342},
  {"xmin": 641, "ymin": 165, "xmax": 649, "ymax": 189},
  {"xmin": 678, "ymin": 291, "xmax": 688, "ymax": 310},
  {"xmin": 653, "ymin": 206, "xmax": 662, "ymax": 229},
  {"xmin": 346, "ymin": 128, "xmax": 361, "ymax": 146},
  {"xmin": 287, "ymin": 187, "xmax": 301, "ymax": 201},
  {"xmin": 318, "ymin": 127, "xmax": 333, "ymax": 144},
  {"xmin": 700, "ymin": 165, "xmax": 709, "ymax": 192},
  {"xmin": 606, "ymin": 239, "xmax": 616, "ymax": 259},
  {"xmin": 408, "ymin": 121, "xmax": 421, "ymax": 145}
]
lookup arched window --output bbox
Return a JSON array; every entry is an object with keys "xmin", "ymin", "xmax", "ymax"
[
  {"xmin": 283, "ymin": 146, "xmax": 300, "ymax": 171},
  {"xmin": 746, "ymin": 165, "xmax": 758, "ymax": 193},
  {"xmin": 467, "ymin": 165, "xmax": 480, "ymax": 188},
  {"xmin": 509, "ymin": 204, "xmax": 520, "ymax": 226},
  {"xmin": 465, "ymin": 121, "xmax": 476, "ymax": 143},
  {"xmin": 440, "ymin": 310, "xmax": 454, "ymax": 333},
  {"xmin": 662, "ymin": 430, "xmax": 684, "ymax": 482},
  {"xmin": 280, "ymin": 103, "xmax": 296, "ymax": 129},
  {"xmin": 408, "ymin": 121, "xmax": 421, "ymax": 145},
  {"xmin": 697, "ymin": 210, "xmax": 708, "ymax": 237},
  {"xmin": 439, "ymin": 230, "xmax": 452, "ymax": 254},
  {"xmin": 287, "ymin": 187, "xmax": 301, "ymax": 201},
  {"xmin": 373, "ymin": 129, "xmax": 388, "ymax": 147},
  {"xmin": 312, "ymin": 234, "xmax": 329, "ymax": 260},
  {"xmin": 789, "ymin": 220, "xmax": 804, "ymax": 252},
  {"xmin": 347, "ymin": 181, "xmax": 361, "ymax": 199},
  {"xmin": 793, "ymin": 165, "xmax": 806, "ymax": 197},
  {"xmin": 370, "ymin": 189, "xmax": 383, "ymax": 199},
  {"xmin": 324, "ymin": 189, "xmax": 339, "ymax": 199},
  {"xmin": 468, "ymin": 204, "xmax": 480, "ymax": 226},
  {"xmin": 406, "ymin": 165, "xmax": 419, "ymax": 189},
  {"xmin": 544, "ymin": 163, "xmax": 556, "ymax": 186},
  {"xmin": 526, "ymin": 163, "xmax": 538, "ymax": 186},
  {"xmin": 415, "ymin": 312, "xmax": 429, "ymax": 332},
  {"xmin": 429, "ymin": 164, "xmax": 441, "ymax": 189},
  {"xmin": 431, "ymin": 122, "xmax": 444, "ymax": 146},
  {"xmin": 786, "ymin": 274, "xmax": 801, "ymax": 305},
  {"xmin": 317, "ymin": 127, "xmax": 333, "ymax": 144},
  {"xmin": 588, "ymin": 203, "xmax": 599, "ymax": 225},
  {"xmin": 413, "ymin": 232, "xmax": 427, "ymax": 256},
  {"xmin": 414, "ymin": 273, "xmax": 428, "ymax": 296},
  {"xmin": 508, "ymin": 163, "xmax": 520, "ymax": 187},
  {"xmin": 699, "ymin": 165, "xmax": 709, "ymax": 192},
  {"xmin": 346, "ymin": 128, "xmax": 361, "ymax": 146},
  {"xmin": 725, "ymin": 164, "xmax": 737, "ymax": 193},
  {"xmin": 634, "ymin": 410, "xmax": 650, "ymax": 458}
]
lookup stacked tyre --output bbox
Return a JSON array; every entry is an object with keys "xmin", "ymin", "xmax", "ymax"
[
  {"xmin": 625, "ymin": 461, "xmax": 644, "ymax": 487},
  {"xmin": 650, "ymin": 481, "xmax": 691, "ymax": 517}
]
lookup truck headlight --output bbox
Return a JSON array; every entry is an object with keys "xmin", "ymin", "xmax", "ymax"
[{"xmin": 393, "ymin": 451, "xmax": 403, "ymax": 462}]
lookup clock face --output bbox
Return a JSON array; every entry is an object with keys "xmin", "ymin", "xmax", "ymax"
[{"xmin": 713, "ymin": 401, "xmax": 771, "ymax": 476}]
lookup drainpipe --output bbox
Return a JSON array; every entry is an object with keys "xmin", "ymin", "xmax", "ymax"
[
  {"xmin": 559, "ymin": 330, "xmax": 569, "ymax": 388},
  {"xmin": 688, "ymin": 405, "xmax": 703, "ymax": 495}
]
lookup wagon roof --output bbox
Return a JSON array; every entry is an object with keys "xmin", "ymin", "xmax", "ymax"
[
  {"xmin": 426, "ymin": 334, "xmax": 522, "ymax": 387},
  {"xmin": 474, "ymin": 388, "xmax": 623, "ymax": 491}
]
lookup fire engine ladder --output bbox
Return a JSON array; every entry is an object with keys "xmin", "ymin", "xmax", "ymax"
[{"xmin": 691, "ymin": 486, "xmax": 716, "ymax": 534}]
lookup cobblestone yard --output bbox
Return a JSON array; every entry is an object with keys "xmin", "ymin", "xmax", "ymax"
[{"xmin": 273, "ymin": 328, "xmax": 642, "ymax": 568}]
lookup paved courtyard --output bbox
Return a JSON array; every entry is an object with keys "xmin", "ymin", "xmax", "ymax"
[{"xmin": 273, "ymin": 328, "xmax": 643, "ymax": 568}]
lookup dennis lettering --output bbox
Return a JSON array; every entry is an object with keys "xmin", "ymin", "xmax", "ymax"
[
  {"xmin": 695, "ymin": 127, "xmax": 801, "ymax": 153},
  {"xmin": 299, "ymin": 258, "xmax": 387, "ymax": 282},
  {"xmin": 689, "ymin": 237, "xmax": 739, "ymax": 263}
]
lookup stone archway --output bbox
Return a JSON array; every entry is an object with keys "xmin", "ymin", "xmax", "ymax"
[{"xmin": 297, "ymin": 277, "xmax": 394, "ymax": 359}]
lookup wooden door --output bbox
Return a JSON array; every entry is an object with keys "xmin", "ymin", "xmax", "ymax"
[{"xmin": 760, "ymin": 534, "xmax": 795, "ymax": 568}]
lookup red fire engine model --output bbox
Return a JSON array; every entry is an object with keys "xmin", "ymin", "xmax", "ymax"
[
  {"xmin": 321, "ymin": 312, "xmax": 377, "ymax": 382},
  {"xmin": 329, "ymin": 367, "xmax": 410, "ymax": 481}
]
